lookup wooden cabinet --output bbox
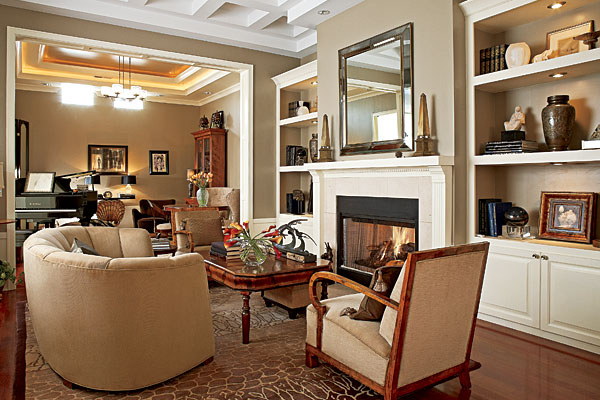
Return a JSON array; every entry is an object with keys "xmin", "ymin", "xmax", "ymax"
[
  {"xmin": 480, "ymin": 245, "xmax": 540, "ymax": 328},
  {"xmin": 191, "ymin": 128, "xmax": 226, "ymax": 187}
]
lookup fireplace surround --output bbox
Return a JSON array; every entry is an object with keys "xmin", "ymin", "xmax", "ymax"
[{"xmin": 337, "ymin": 196, "xmax": 418, "ymax": 285}]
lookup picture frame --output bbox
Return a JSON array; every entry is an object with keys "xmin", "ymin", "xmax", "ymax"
[
  {"xmin": 24, "ymin": 172, "xmax": 55, "ymax": 193},
  {"xmin": 149, "ymin": 150, "xmax": 169, "ymax": 175},
  {"xmin": 210, "ymin": 110, "xmax": 224, "ymax": 129},
  {"xmin": 547, "ymin": 20, "xmax": 594, "ymax": 57},
  {"xmin": 539, "ymin": 191, "xmax": 596, "ymax": 243},
  {"xmin": 88, "ymin": 145, "xmax": 128, "ymax": 175}
]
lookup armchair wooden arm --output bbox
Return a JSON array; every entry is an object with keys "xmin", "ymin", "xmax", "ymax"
[
  {"xmin": 174, "ymin": 230, "xmax": 195, "ymax": 252},
  {"xmin": 308, "ymin": 271, "xmax": 399, "ymax": 313}
]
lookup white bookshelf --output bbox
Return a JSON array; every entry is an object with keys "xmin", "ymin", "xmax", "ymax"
[
  {"xmin": 272, "ymin": 61, "xmax": 318, "ymax": 254},
  {"xmin": 461, "ymin": 0, "xmax": 600, "ymax": 354}
]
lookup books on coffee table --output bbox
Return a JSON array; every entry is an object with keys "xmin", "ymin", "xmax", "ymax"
[{"xmin": 210, "ymin": 241, "xmax": 241, "ymax": 260}]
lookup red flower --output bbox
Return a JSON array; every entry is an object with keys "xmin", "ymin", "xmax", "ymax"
[
  {"xmin": 273, "ymin": 247, "xmax": 281, "ymax": 258},
  {"xmin": 261, "ymin": 225, "xmax": 276, "ymax": 233}
]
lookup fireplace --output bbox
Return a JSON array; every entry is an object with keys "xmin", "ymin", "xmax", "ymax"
[{"xmin": 337, "ymin": 196, "xmax": 418, "ymax": 286}]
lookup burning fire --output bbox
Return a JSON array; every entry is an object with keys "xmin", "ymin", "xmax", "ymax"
[{"xmin": 392, "ymin": 226, "xmax": 415, "ymax": 256}]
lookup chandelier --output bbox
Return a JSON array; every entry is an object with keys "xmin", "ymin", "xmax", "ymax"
[{"xmin": 100, "ymin": 56, "xmax": 147, "ymax": 103}]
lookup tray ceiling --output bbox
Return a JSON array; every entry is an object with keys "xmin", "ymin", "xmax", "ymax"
[{"xmin": 0, "ymin": 0, "xmax": 365, "ymax": 57}]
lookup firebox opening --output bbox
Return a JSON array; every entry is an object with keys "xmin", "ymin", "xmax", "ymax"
[{"xmin": 336, "ymin": 196, "xmax": 419, "ymax": 286}]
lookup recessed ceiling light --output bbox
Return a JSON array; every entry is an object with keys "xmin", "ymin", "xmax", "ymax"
[
  {"xmin": 317, "ymin": 9, "xmax": 330, "ymax": 15},
  {"xmin": 204, "ymin": 91, "xmax": 212, "ymax": 95},
  {"xmin": 311, "ymin": 81, "xmax": 318, "ymax": 86},
  {"xmin": 312, "ymin": 121, "xmax": 318, "ymax": 124},
  {"xmin": 548, "ymin": 1, "xmax": 566, "ymax": 9},
  {"xmin": 551, "ymin": 162, "xmax": 564, "ymax": 166},
  {"xmin": 550, "ymin": 72, "xmax": 567, "ymax": 78}
]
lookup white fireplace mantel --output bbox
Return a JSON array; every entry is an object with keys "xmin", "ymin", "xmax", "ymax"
[{"xmin": 307, "ymin": 156, "xmax": 454, "ymax": 258}]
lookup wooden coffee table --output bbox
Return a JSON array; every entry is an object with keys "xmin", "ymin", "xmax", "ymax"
[{"xmin": 199, "ymin": 249, "xmax": 331, "ymax": 344}]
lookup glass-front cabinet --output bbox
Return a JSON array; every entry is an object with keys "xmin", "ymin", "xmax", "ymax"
[{"xmin": 191, "ymin": 128, "xmax": 227, "ymax": 187}]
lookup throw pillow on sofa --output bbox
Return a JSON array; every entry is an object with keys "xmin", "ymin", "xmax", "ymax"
[{"xmin": 70, "ymin": 238, "xmax": 99, "ymax": 256}]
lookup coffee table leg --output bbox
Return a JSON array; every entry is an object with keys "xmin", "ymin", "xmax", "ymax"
[{"xmin": 241, "ymin": 291, "xmax": 251, "ymax": 344}]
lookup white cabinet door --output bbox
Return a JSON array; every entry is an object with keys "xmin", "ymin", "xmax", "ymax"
[
  {"xmin": 541, "ymin": 251, "xmax": 600, "ymax": 346},
  {"xmin": 479, "ymin": 245, "xmax": 540, "ymax": 328}
]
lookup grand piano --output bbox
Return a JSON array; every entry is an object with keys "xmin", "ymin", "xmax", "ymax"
[{"xmin": 15, "ymin": 171, "xmax": 98, "ymax": 246}]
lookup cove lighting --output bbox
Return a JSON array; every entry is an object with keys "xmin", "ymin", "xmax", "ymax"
[
  {"xmin": 548, "ymin": 2, "xmax": 566, "ymax": 9},
  {"xmin": 61, "ymin": 83, "xmax": 94, "ymax": 106}
]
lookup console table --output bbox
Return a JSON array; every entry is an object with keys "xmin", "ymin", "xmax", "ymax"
[{"xmin": 199, "ymin": 249, "xmax": 331, "ymax": 344}]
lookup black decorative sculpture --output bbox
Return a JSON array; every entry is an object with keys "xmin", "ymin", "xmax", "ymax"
[{"xmin": 274, "ymin": 219, "xmax": 317, "ymax": 262}]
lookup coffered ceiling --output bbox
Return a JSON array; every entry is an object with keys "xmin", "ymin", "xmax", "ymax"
[
  {"xmin": 0, "ymin": 0, "xmax": 365, "ymax": 57},
  {"xmin": 16, "ymin": 41, "xmax": 240, "ymax": 105}
]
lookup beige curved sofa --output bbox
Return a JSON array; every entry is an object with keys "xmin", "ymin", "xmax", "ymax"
[{"xmin": 23, "ymin": 226, "xmax": 215, "ymax": 391}]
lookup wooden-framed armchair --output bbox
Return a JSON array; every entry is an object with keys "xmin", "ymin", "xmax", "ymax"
[{"xmin": 305, "ymin": 242, "xmax": 489, "ymax": 400}]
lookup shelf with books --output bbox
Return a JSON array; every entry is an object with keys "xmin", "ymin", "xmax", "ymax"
[
  {"xmin": 471, "ymin": 149, "xmax": 600, "ymax": 165},
  {"xmin": 472, "ymin": 48, "xmax": 600, "ymax": 93}
]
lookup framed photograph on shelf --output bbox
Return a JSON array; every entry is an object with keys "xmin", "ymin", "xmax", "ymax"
[
  {"xmin": 539, "ymin": 191, "xmax": 596, "ymax": 243},
  {"xmin": 24, "ymin": 172, "xmax": 55, "ymax": 193},
  {"xmin": 546, "ymin": 20, "xmax": 594, "ymax": 57},
  {"xmin": 149, "ymin": 150, "xmax": 169, "ymax": 175},
  {"xmin": 88, "ymin": 145, "xmax": 128, "ymax": 175}
]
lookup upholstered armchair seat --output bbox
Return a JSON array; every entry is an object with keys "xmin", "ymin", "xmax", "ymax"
[{"xmin": 306, "ymin": 243, "xmax": 490, "ymax": 400}]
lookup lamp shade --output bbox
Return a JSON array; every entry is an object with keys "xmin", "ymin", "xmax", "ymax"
[
  {"xmin": 84, "ymin": 175, "xmax": 101, "ymax": 185},
  {"xmin": 121, "ymin": 175, "xmax": 136, "ymax": 185}
]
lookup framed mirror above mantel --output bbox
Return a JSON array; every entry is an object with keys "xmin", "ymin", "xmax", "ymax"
[{"xmin": 339, "ymin": 23, "xmax": 414, "ymax": 155}]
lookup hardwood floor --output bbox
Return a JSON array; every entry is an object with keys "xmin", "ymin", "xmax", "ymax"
[{"xmin": 1, "ymin": 284, "xmax": 599, "ymax": 399}]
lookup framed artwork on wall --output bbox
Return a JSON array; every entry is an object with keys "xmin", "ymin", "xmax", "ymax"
[
  {"xmin": 210, "ymin": 110, "xmax": 224, "ymax": 129},
  {"xmin": 149, "ymin": 150, "xmax": 169, "ymax": 175},
  {"xmin": 88, "ymin": 145, "xmax": 128, "ymax": 175},
  {"xmin": 539, "ymin": 191, "xmax": 596, "ymax": 243}
]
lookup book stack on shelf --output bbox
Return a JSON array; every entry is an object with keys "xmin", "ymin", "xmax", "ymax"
[
  {"xmin": 210, "ymin": 241, "xmax": 241, "ymax": 260},
  {"xmin": 478, "ymin": 199, "xmax": 512, "ymax": 237},
  {"xmin": 479, "ymin": 44, "xmax": 508, "ymax": 75},
  {"xmin": 484, "ymin": 140, "xmax": 538, "ymax": 154}
]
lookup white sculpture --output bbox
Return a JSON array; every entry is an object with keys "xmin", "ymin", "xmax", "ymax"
[
  {"xmin": 505, "ymin": 42, "xmax": 531, "ymax": 68},
  {"xmin": 504, "ymin": 106, "xmax": 526, "ymax": 131},
  {"xmin": 532, "ymin": 49, "xmax": 554, "ymax": 63}
]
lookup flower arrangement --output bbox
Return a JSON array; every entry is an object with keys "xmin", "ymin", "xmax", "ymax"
[
  {"xmin": 189, "ymin": 171, "xmax": 213, "ymax": 188},
  {"xmin": 224, "ymin": 222, "xmax": 282, "ymax": 266}
]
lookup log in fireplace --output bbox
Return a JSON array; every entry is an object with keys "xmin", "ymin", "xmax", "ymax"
[{"xmin": 337, "ymin": 196, "xmax": 418, "ymax": 286}]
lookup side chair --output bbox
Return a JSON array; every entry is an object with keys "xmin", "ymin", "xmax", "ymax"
[{"xmin": 305, "ymin": 242, "xmax": 490, "ymax": 400}]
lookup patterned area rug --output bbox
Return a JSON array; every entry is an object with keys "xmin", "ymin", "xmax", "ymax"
[{"xmin": 25, "ymin": 285, "xmax": 382, "ymax": 399}]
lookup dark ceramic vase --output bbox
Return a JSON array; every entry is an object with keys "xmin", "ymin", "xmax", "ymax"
[
  {"xmin": 541, "ymin": 95, "xmax": 575, "ymax": 151},
  {"xmin": 504, "ymin": 206, "xmax": 529, "ymax": 227}
]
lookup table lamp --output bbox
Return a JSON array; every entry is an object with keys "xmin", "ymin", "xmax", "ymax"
[{"xmin": 121, "ymin": 175, "xmax": 136, "ymax": 194}]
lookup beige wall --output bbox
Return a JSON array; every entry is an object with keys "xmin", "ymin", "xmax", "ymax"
[
  {"xmin": 0, "ymin": 4, "xmax": 300, "ymax": 219},
  {"xmin": 317, "ymin": 0, "xmax": 457, "ymax": 160},
  {"xmin": 197, "ymin": 91, "xmax": 241, "ymax": 188},
  {"xmin": 16, "ymin": 90, "xmax": 199, "ymax": 203}
]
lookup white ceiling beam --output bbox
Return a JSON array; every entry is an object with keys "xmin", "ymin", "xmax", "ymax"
[
  {"xmin": 190, "ymin": 0, "xmax": 224, "ymax": 17},
  {"xmin": 247, "ymin": 11, "xmax": 282, "ymax": 31},
  {"xmin": 184, "ymin": 69, "xmax": 230, "ymax": 95},
  {"xmin": 124, "ymin": 0, "xmax": 149, "ymax": 6}
]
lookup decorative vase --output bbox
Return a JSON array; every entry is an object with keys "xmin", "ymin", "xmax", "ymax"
[
  {"xmin": 196, "ymin": 186, "xmax": 209, "ymax": 207},
  {"xmin": 309, "ymin": 133, "xmax": 319, "ymax": 162},
  {"xmin": 542, "ymin": 95, "xmax": 575, "ymax": 151},
  {"xmin": 239, "ymin": 240, "xmax": 269, "ymax": 267}
]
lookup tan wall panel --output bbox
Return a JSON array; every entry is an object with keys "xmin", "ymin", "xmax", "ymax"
[{"xmin": 16, "ymin": 90, "xmax": 199, "ymax": 204}]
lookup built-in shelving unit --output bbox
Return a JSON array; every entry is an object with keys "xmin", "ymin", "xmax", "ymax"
[
  {"xmin": 461, "ymin": 0, "xmax": 600, "ymax": 355},
  {"xmin": 272, "ymin": 61, "xmax": 318, "ymax": 253}
]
